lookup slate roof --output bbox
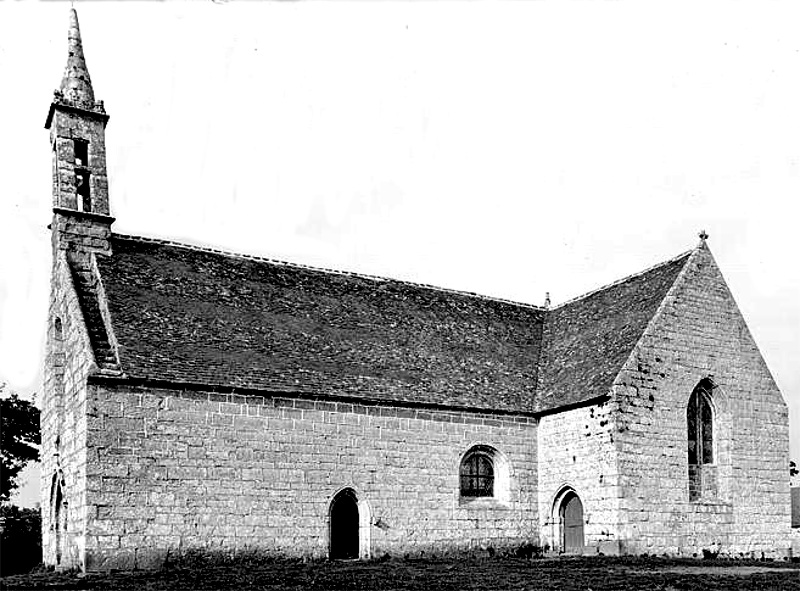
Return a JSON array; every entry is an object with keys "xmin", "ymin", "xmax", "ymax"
[
  {"xmin": 96, "ymin": 236, "xmax": 545, "ymax": 413},
  {"xmin": 535, "ymin": 252, "xmax": 691, "ymax": 412},
  {"xmin": 91, "ymin": 234, "xmax": 692, "ymax": 414}
]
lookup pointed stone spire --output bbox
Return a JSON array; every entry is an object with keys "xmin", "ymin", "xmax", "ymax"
[{"xmin": 59, "ymin": 8, "xmax": 95, "ymax": 108}]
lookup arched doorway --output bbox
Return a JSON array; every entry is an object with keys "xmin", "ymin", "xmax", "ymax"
[
  {"xmin": 51, "ymin": 476, "xmax": 66, "ymax": 565},
  {"xmin": 329, "ymin": 488, "xmax": 359, "ymax": 559},
  {"xmin": 560, "ymin": 491, "xmax": 584, "ymax": 554}
]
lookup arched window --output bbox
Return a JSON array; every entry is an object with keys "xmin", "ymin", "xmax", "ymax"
[
  {"xmin": 459, "ymin": 445, "xmax": 511, "ymax": 504},
  {"xmin": 687, "ymin": 379, "xmax": 716, "ymax": 500},
  {"xmin": 460, "ymin": 448, "xmax": 495, "ymax": 498}
]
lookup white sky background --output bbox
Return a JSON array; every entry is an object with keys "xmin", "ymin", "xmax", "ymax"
[{"xmin": 1, "ymin": 1, "xmax": 799, "ymax": 506}]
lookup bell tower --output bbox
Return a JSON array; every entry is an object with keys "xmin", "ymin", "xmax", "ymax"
[
  {"xmin": 41, "ymin": 9, "xmax": 119, "ymax": 571},
  {"xmin": 45, "ymin": 8, "xmax": 113, "ymax": 255}
]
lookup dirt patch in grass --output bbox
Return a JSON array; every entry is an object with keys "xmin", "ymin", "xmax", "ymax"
[
  {"xmin": 2, "ymin": 556, "xmax": 799, "ymax": 591},
  {"xmin": 658, "ymin": 565, "xmax": 800, "ymax": 576}
]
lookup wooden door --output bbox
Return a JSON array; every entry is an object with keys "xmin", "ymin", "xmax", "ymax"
[{"xmin": 562, "ymin": 493, "xmax": 584, "ymax": 553}]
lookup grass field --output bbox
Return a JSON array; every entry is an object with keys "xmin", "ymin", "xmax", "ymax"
[{"xmin": 2, "ymin": 556, "xmax": 799, "ymax": 591}]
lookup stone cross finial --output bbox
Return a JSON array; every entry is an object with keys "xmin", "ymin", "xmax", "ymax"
[
  {"xmin": 544, "ymin": 292, "xmax": 551, "ymax": 309},
  {"xmin": 698, "ymin": 230, "xmax": 709, "ymax": 241}
]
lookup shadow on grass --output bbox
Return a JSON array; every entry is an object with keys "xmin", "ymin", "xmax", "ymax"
[{"xmin": 1, "ymin": 555, "xmax": 799, "ymax": 591}]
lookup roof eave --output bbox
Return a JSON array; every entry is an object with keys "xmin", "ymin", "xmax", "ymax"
[
  {"xmin": 86, "ymin": 373, "xmax": 542, "ymax": 418},
  {"xmin": 534, "ymin": 393, "xmax": 611, "ymax": 417}
]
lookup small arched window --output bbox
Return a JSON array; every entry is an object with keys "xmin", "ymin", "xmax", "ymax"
[
  {"xmin": 687, "ymin": 379, "xmax": 716, "ymax": 500},
  {"xmin": 460, "ymin": 447, "xmax": 495, "ymax": 498}
]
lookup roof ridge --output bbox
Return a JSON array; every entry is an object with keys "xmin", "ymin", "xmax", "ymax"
[
  {"xmin": 550, "ymin": 249, "xmax": 693, "ymax": 311},
  {"xmin": 111, "ymin": 232, "xmax": 547, "ymax": 312}
]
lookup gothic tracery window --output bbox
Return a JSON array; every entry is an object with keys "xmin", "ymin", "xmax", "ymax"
[{"xmin": 687, "ymin": 379, "xmax": 715, "ymax": 501}]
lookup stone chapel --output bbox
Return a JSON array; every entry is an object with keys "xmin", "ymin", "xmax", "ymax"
[{"xmin": 41, "ymin": 10, "xmax": 792, "ymax": 571}]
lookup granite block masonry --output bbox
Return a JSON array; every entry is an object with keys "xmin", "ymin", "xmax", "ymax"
[
  {"xmin": 82, "ymin": 388, "xmax": 538, "ymax": 569},
  {"xmin": 41, "ymin": 9, "xmax": 794, "ymax": 571}
]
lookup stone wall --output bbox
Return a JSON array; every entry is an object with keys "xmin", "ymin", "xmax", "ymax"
[
  {"xmin": 83, "ymin": 385, "xmax": 539, "ymax": 570},
  {"xmin": 537, "ymin": 402, "xmax": 621, "ymax": 554},
  {"xmin": 612, "ymin": 244, "xmax": 791, "ymax": 557},
  {"xmin": 49, "ymin": 109, "xmax": 109, "ymax": 218},
  {"xmin": 41, "ymin": 251, "xmax": 95, "ymax": 569}
]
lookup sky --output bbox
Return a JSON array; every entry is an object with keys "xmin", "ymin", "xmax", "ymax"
[{"xmin": 1, "ymin": 1, "xmax": 799, "ymax": 507}]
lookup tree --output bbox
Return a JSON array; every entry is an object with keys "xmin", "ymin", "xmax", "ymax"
[
  {"xmin": 791, "ymin": 460, "xmax": 798, "ymax": 481},
  {"xmin": 0, "ymin": 384, "xmax": 40, "ymax": 504},
  {"xmin": 0, "ymin": 505, "xmax": 42, "ymax": 575}
]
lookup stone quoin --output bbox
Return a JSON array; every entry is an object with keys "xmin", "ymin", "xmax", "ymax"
[{"xmin": 40, "ymin": 9, "xmax": 793, "ymax": 571}]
